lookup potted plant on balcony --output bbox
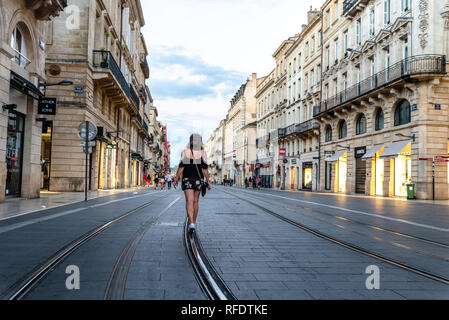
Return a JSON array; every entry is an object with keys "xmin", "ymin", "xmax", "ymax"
[{"xmin": 100, "ymin": 47, "xmax": 109, "ymax": 68}]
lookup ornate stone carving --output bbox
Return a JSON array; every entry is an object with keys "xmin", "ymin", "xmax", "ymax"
[{"xmin": 418, "ymin": 0, "xmax": 429, "ymax": 49}]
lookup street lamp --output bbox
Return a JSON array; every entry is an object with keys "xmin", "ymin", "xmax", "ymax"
[
  {"xmin": 38, "ymin": 80, "xmax": 74, "ymax": 96},
  {"xmin": 336, "ymin": 145, "xmax": 351, "ymax": 150},
  {"xmin": 395, "ymin": 133, "xmax": 415, "ymax": 142}
]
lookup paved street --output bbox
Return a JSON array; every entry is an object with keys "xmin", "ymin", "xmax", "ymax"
[{"xmin": 0, "ymin": 186, "xmax": 448, "ymax": 300}]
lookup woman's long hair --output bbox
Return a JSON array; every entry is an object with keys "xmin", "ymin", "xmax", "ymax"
[{"xmin": 189, "ymin": 133, "xmax": 203, "ymax": 151}]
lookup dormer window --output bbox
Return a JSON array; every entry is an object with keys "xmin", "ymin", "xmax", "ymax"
[{"xmin": 10, "ymin": 27, "xmax": 29, "ymax": 68}]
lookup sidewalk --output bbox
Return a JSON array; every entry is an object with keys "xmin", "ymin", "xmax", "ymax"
[
  {"xmin": 223, "ymin": 185, "xmax": 449, "ymax": 206},
  {"xmin": 0, "ymin": 186, "xmax": 158, "ymax": 221}
]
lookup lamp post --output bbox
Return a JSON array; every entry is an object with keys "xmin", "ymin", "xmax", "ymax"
[{"xmin": 38, "ymin": 80, "xmax": 73, "ymax": 96}]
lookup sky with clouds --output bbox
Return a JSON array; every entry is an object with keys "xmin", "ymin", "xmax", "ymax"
[{"xmin": 141, "ymin": 0, "xmax": 323, "ymax": 167}]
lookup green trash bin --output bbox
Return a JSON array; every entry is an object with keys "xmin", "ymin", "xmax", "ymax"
[{"xmin": 407, "ymin": 184, "xmax": 415, "ymax": 200}]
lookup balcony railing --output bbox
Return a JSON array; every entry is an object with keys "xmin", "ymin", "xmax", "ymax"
[
  {"xmin": 285, "ymin": 124, "xmax": 296, "ymax": 136},
  {"xmin": 343, "ymin": 0, "xmax": 359, "ymax": 15},
  {"xmin": 93, "ymin": 50, "xmax": 130, "ymax": 98},
  {"xmin": 314, "ymin": 55, "xmax": 446, "ymax": 116},
  {"xmin": 143, "ymin": 120, "xmax": 149, "ymax": 133},
  {"xmin": 130, "ymin": 85, "xmax": 140, "ymax": 108},
  {"xmin": 295, "ymin": 119, "xmax": 319, "ymax": 134}
]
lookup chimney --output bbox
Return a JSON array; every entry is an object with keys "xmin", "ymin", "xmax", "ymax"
[{"xmin": 307, "ymin": 6, "xmax": 320, "ymax": 24}]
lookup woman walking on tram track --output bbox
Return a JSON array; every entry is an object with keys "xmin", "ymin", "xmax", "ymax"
[{"xmin": 174, "ymin": 133, "xmax": 211, "ymax": 233}]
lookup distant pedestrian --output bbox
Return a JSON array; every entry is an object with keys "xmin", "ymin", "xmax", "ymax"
[
  {"xmin": 245, "ymin": 178, "xmax": 249, "ymax": 189},
  {"xmin": 174, "ymin": 134, "xmax": 211, "ymax": 233},
  {"xmin": 143, "ymin": 173, "xmax": 147, "ymax": 187},
  {"xmin": 257, "ymin": 177, "xmax": 262, "ymax": 190}
]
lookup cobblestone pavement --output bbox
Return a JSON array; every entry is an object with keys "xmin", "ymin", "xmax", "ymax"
[
  {"xmin": 197, "ymin": 187, "xmax": 449, "ymax": 300},
  {"xmin": 1, "ymin": 186, "xmax": 448, "ymax": 300}
]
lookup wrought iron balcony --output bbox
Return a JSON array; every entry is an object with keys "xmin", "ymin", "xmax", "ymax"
[
  {"xmin": 343, "ymin": 0, "xmax": 369, "ymax": 17},
  {"xmin": 130, "ymin": 85, "xmax": 140, "ymax": 108},
  {"xmin": 140, "ymin": 54, "xmax": 150, "ymax": 79},
  {"xmin": 93, "ymin": 50, "xmax": 130, "ymax": 98},
  {"xmin": 314, "ymin": 55, "xmax": 446, "ymax": 117},
  {"xmin": 295, "ymin": 119, "xmax": 319, "ymax": 134},
  {"xmin": 269, "ymin": 130, "xmax": 278, "ymax": 141}
]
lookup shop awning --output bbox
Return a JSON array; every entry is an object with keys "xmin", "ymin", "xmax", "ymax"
[
  {"xmin": 362, "ymin": 145, "xmax": 384, "ymax": 160},
  {"xmin": 326, "ymin": 150, "xmax": 347, "ymax": 162},
  {"xmin": 10, "ymin": 71, "xmax": 43, "ymax": 100},
  {"xmin": 380, "ymin": 140, "xmax": 411, "ymax": 158},
  {"xmin": 131, "ymin": 153, "xmax": 143, "ymax": 161}
]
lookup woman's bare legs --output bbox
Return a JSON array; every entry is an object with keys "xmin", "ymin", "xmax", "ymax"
[
  {"xmin": 192, "ymin": 190, "xmax": 200, "ymax": 224},
  {"xmin": 184, "ymin": 190, "xmax": 195, "ymax": 224},
  {"xmin": 184, "ymin": 190, "xmax": 201, "ymax": 225}
]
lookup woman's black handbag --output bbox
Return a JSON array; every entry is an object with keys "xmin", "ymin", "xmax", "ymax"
[{"xmin": 194, "ymin": 162, "xmax": 207, "ymax": 197}]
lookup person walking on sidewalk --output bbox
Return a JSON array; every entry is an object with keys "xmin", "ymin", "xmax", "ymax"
[{"xmin": 174, "ymin": 133, "xmax": 211, "ymax": 233}]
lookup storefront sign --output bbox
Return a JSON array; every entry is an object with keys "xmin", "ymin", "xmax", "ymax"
[
  {"xmin": 324, "ymin": 151, "xmax": 335, "ymax": 160},
  {"xmin": 279, "ymin": 148, "xmax": 286, "ymax": 156},
  {"xmin": 412, "ymin": 104, "xmax": 418, "ymax": 111},
  {"xmin": 38, "ymin": 98, "xmax": 57, "ymax": 115},
  {"xmin": 355, "ymin": 146, "xmax": 366, "ymax": 158},
  {"xmin": 435, "ymin": 104, "xmax": 441, "ymax": 110},
  {"xmin": 291, "ymin": 158, "xmax": 297, "ymax": 165}
]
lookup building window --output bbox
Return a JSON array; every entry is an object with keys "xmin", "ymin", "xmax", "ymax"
[
  {"xmin": 384, "ymin": 0, "xmax": 391, "ymax": 25},
  {"xmin": 344, "ymin": 31, "xmax": 348, "ymax": 55},
  {"xmin": 394, "ymin": 100, "xmax": 411, "ymax": 126},
  {"xmin": 402, "ymin": 0, "xmax": 409, "ymax": 12},
  {"xmin": 375, "ymin": 108, "xmax": 384, "ymax": 131},
  {"xmin": 325, "ymin": 126, "xmax": 333, "ymax": 142},
  {"xmin": 339, "ymin": 120, "xmax": 347, "ymax": 139},
  {"xmin": 335, "ymin": 1, "xmax": 339, "ymax": 19},
  {"xmin": 10, "ymin": 27, "xmax": 28, "ymax": 68},
  {"xmin": 334, "ymin": 38, "xmax": 339, "ymax": 63},
  {"xmin": 356, "ymin": 114, "xmax": 367, "ymax": 135},
  {"xmin": 370, "ymin": 9, "xmax": 375, "ymax": 36},
  {"xmin": 356, "ymin": 19, "xmax": 362, "ymax": 46},
  {"xmin": 327, "ymin": 9, "xmax": 331, "ymax": 28}
]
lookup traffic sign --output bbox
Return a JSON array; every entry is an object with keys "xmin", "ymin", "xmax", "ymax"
[{"xmin": 77, "ymin": 121, "xmax": 97, "ymax": 141}]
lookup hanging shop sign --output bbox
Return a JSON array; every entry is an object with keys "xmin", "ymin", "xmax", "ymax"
[
  {"xmin": 38, "ymin": 97, "xmax": 57, "ymax": 115},
  {"xmin": 279, "ymin": 148, "xmax": 286, "ymax": 156},
  {"xmin": 354, "ymin": 146, "xmax": 366, "ymax": 158}
]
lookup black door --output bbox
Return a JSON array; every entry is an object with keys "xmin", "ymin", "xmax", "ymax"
[
  {"xmin": 6, "ymin": 112, "xmax": 25, "ymax": 196},
  {"xmin": 355, "ymin": 158, "xmax": 366, "ymax": 194}
]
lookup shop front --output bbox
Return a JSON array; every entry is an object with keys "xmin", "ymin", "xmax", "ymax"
[
  {"xmin": 5, "ymin": 112, "xmax": 25, "ymax": 196},
  {"xmin": 380, "ymin": 140, "xmax": 412, "ymax": 197},
  {"xmin": 362, "ymin": 145, "xmax": 385, "ymax": 196},
  {"xmin": 354, "ymin": 147, "xmax": 366, "ymax": 194},
  {"xmin": 327, "ymin": 150, "xmax": 348, "ymax": 193},
  {"xmin": 302, "ymin": 162, "xmax": 313, "ymax": 190},
  {"xmin": 40, "ymin": 121, "xmax": 53, "ymax": 190}
]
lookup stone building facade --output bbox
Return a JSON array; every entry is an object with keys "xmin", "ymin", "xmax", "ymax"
[
  {"xmin": 43, "ymin": 0, "xmax": 151, "ymax": 192},
  {"xmin": 0, "ymin": 0, "xmax": 66, "ymax": 202},
  {"xmin": 316, "ymin": 0, "xmax": 449, "ymax": 199}
]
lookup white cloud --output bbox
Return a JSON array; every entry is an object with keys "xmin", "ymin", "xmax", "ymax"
[{"xmin": 140, "ymin": 0, "xmax": 323, "ymax": 167}]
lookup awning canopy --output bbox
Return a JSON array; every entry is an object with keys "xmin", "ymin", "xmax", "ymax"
[
  {"xmin": 10, "ymin": 71, "xmax": 43, "ymax": 100},
  {"xmin": 380, "ymin": 140, "xmax": 412, "ymax": 158},
  {"xmin": 362, "ymin": 145, "xmax": 385, "ymax": 160},
  {"xmin": 327, "ymin": 150, "xmax": 347, "ymax": 162},
  {"xmin": 131, "ymin": 153, "xmax": 143, "ymax": 161}
]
